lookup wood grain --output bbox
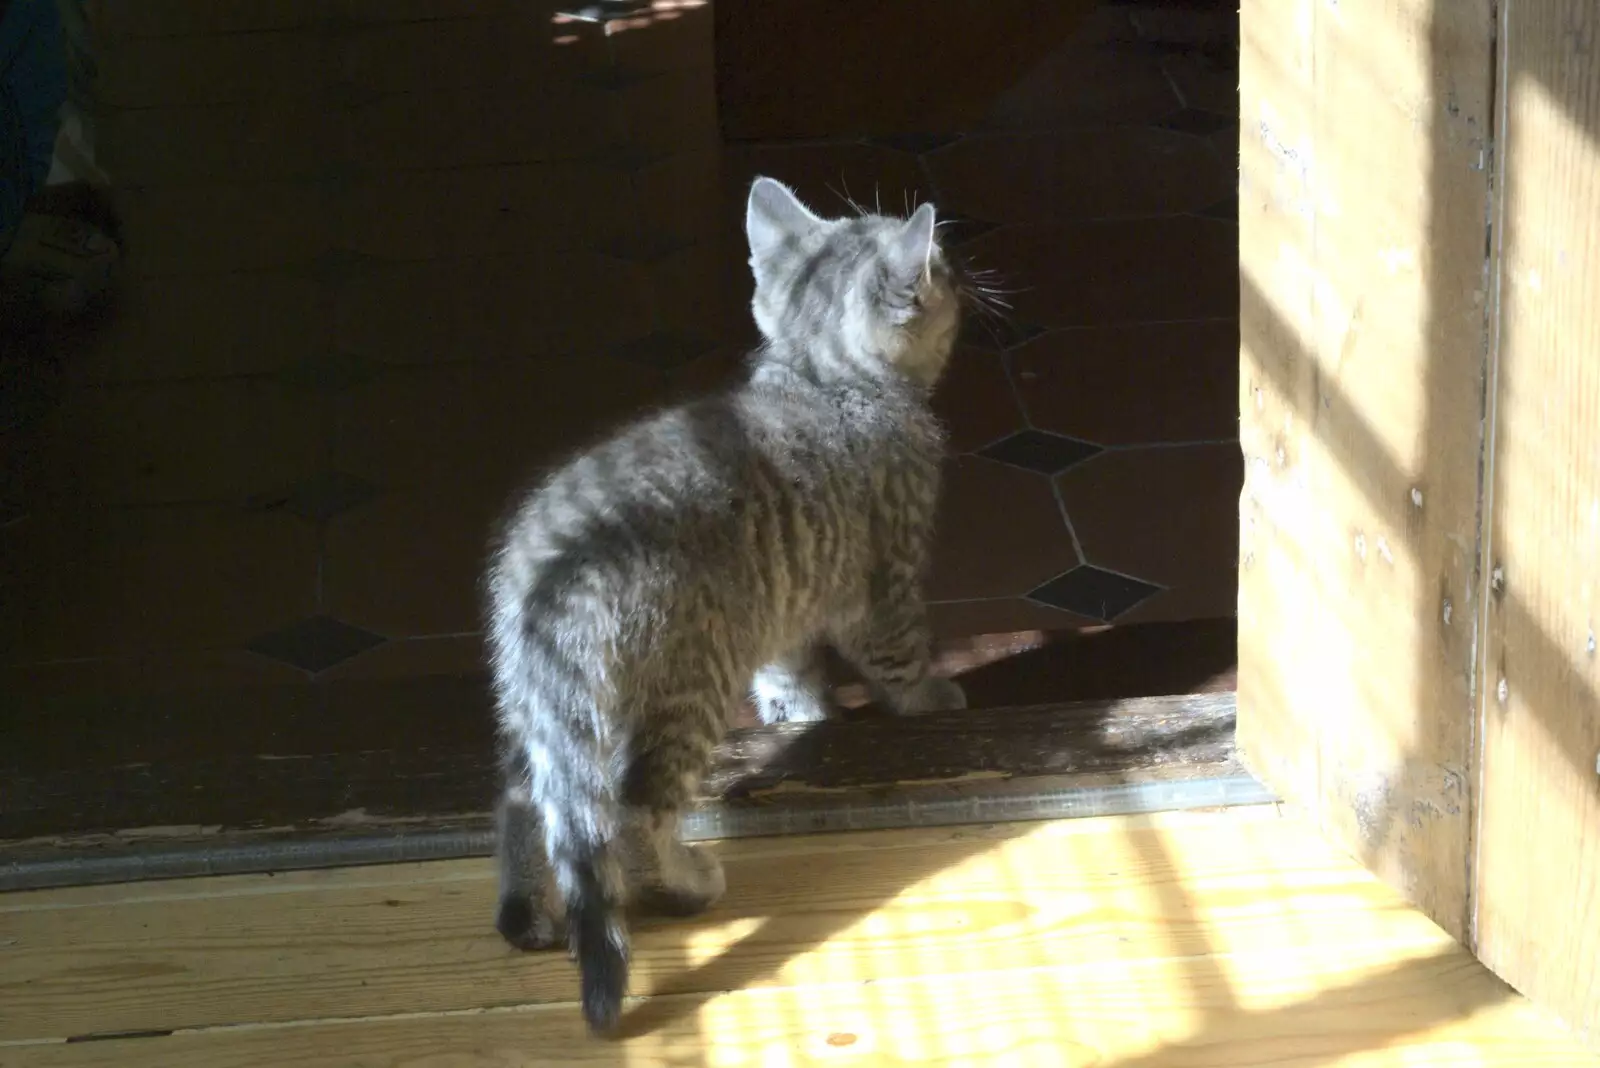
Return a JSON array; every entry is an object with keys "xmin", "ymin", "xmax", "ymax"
[
  {"xmin": 1, "ymin": 621, "xmax": 1238, "ymax": 849},
  {"xmin": 5, "ymin": 808, "xmax": 1354, "ymax": 1042},
  {"xmin": 11, "ymin": 952, "xmax": 1584, "ymax": 1068},
  {"xmin": 705, "ymin": 692, "xmax": 1238, "ymax": 797},
  {"xmin": 1235, "ymin": 0, "xmax": 1496, "ymax": 941},
  {"xmin": 4, "ymin": 809, "xmax": 1594, "ymax": 1066},
  {"xmin": 1, "ymin": 692, "xmax": 1241, "ymax": 886},
  {"xmin": 1473, "ymin": 0, "xmax": 1600, "ymax": 1042}
]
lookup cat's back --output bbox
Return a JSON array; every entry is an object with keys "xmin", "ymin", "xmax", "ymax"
[
  {"xmin": 491, "ymin": 370, "xmax": 937, "ymax": 598},
  {"xmin": 492, "ymin": 394, "xmax": 735, "ymax": 582}
]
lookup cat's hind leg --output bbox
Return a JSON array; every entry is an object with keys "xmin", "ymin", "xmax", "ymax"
[
  {"xmin": 495, "ymin": 774, "xmax": 564, "ymax": 951},
  {"xmin": 619, "ymin": 722, "xmax": 727, "ymax": 917},
  {"xmin": 621, "ymin": 808, "xmax": 725, "ymax": 917}
]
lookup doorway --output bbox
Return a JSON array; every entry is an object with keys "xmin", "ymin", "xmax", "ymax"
[{"xmin": 0, "ymin": 0, "xmax": 1249, "ymax": 887}]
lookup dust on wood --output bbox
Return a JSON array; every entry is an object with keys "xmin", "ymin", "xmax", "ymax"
[
  {"xmin": 1235, "ymin": 0, "xmax": 1495, "ymax": 941},
  {"xmin": 1472, "ymin": 0, "xmax": 1600, "ymax": 1043}
]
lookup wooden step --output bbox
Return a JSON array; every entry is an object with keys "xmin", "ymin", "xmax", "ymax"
[{"xmin": 2, "ymin": 808, "xmax": 1591, "ymax": 1065}]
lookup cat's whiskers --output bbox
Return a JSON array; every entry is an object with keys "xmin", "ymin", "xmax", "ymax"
[
  {"xmin": 952, "ymin": 256, "xmax": 1025, "ymax": 324},
  {"xmin": 829, "ymin": 176, "xmax": 872, "ymax": 219},
  {"xmin": 952, "ymin": 263, "xmax": 1028, "ymax": 350}
]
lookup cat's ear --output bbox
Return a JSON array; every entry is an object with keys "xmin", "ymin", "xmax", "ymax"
[
  {"xmin": 746, "ymin": 177, "xmax": 822, "ymax": 262},
  {"xmin": 889, "ymin": 202, "xmax": 938, "ymax": 285}
]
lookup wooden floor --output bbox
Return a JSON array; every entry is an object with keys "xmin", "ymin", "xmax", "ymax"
[{"xmin": 1, "ymin": 807, "xmax": 1592, "ymax": 1066}]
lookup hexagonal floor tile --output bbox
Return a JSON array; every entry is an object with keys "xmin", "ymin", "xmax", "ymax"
[
  {"xmin": 928, "ymin": 456, "xmax": 1078, "ymax": 601},
  {"xmin": 927, "ymin": 126, "xmax": 1233, "ymax": 224},
  {"xmin": 960, "ymin": 217, "xmax": 1239, "ymax": 328},
  {"xmin": 246, "ymin": 615, "xmax": 387, "ymax": 674},
  {"xmin": 1027, "ymin": 565, "xmax": 1163, "ymax": 622},
  {"xmin": 1009, "ymin": 320, "xmax": 1240, "ymax": 445},
  {"xmin": 1056, "ymin": 444, "xmax": 1243, "ymax": 615}
]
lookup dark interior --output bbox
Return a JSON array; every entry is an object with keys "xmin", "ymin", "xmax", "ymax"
[{"xmin": 0, "ymin": 0, "xmax": 1242, "ymax": 876}]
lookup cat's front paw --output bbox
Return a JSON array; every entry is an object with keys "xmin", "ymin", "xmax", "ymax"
[
  {"xmin": 754, "ymin": 688, "xmax": 832, "ymax": 724},
  {"xmin": 900, "ymin": 676, "xmax": 968, "ymax": 714}
]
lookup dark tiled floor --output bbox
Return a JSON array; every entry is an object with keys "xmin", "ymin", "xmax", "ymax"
[{"xmin": 2, "ymin": 2, "xmax": 1240, "ymax": 783}]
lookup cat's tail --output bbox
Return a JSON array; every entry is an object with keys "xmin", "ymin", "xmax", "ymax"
[
  {"xmin": 561, "ymin": 833, "xmax": 629, "ymax": 1034},
  {"xmin": 503, "ymin": 687, "xmax": 630, "ymax": 1033},
  {"xmin": 487, "ymin": 561, "xmax": 630, "ymax": 1032},
  {"xmin": 534, "ymin": 732, "xmax": 628, "ymax": 1033}
]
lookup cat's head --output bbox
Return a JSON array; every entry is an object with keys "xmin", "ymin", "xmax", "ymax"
[{"xmin": 744, "ymin": 177, "xmax": 961, "ymax": 388}]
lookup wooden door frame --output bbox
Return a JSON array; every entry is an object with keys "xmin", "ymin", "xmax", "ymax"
[{"xmin": 1236, "ymin": 0, "xmax": 1600, "ymax": 1044}]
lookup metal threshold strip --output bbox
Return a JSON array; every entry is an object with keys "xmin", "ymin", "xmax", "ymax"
[
  {"xmin": 3, "ymin": 691, "xmax": 1259, "ymax": 891},
  {"xmin": 0, "ymin": 771, "xmax": 1273, "ymax": 892}
]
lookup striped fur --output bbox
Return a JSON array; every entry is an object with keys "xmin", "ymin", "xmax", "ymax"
[{"xmin": 485, "ymin": 177, "xmax": 966, "ymax": 1034}]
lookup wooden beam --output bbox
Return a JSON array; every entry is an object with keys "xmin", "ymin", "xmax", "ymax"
[
  {"xmin": 6, "ymin": 810, "xmax": 1591, "ymax": 1065},
  {"xmin": 1235, "ymin": 0, "xmax": 1496, "ymax": 941},
  {"xmin": 2, "ymin": 693, "xmax": 1244, "ymax": 884},
  {"xmin": 1, "ymin": 620, "xmax": 1237, "ymax": 844},
  {"xmin": 705, "ymin": 693, "xmax": 1237, "ymax": 799},
  {"xmin": 1472, "ymin": 0, "xmax": 1600, "ymax": 1042}
]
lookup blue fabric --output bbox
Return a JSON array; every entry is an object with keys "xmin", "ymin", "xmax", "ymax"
[{"xmin": 1, "ymin": 0, "xmax": 68, "ymax": 247}]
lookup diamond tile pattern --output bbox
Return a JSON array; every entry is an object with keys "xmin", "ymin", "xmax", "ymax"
[
  {"xmin": 247, "ymin": 615, "xmax": 387, "ymax": 674},
  {"xmin": 928, "ymin": 457, "xmax": 1078, "ymax": 602},
  {"xmin": 978, "ymin": 430, "xmax": 1103, "ymax": 474},
  {"xmin": 1028, "ymin": 566, "xmax": 1163, "ymax": 622},
  {"xmin": 1010, "ymin": 321, "xmax": 1240, "ymax": 446},
  {"xmin": 7, "ymin": 0, "xmax": 1246, "ymax": 776},
  {"xmin": 1055, "ymin": 443, "xmax": 1243, "ymax": 623}
]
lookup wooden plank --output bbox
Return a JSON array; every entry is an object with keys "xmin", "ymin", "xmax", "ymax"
[
  {"xmin": 0, "ymin": 759, "xmax": 1262, "ymax": 895},
  {"xmin": 0, "ymin": 689, "xmax": 1239, "ymax": 864},
  {"xmin": 6, "ymin": 811, "xmax": 1595, "ymax": 1067},
  {"xmin": 704, "ymin": 692, "xmax": 1238, "ymax": 798},
  {"xmin": 1473, "ymin": 0, "xmax": 1600, "ymax": 1042},
  {"xmin": 0, "ymin": 807, "xmax": 1451, "ymax": 1043},
  {"xmin": 0, "ymin": 621, "xmax": 1237, "ymax": 845},
  {"xmin": 13, "ymin": 949, "xmax": 1587, "ymax": 1068},
  {"xmin": 1236, "ymin": 0, "xmax": 1496, "ymax": 940},
  {"xmin": 4, "ymin": 692, "xmax": 1236, "ymax": 839}
]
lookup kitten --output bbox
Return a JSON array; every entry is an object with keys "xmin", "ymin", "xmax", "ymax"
[{"xmin": 485, "ymin": 177, "xmax": 968, "ymax": 1034}]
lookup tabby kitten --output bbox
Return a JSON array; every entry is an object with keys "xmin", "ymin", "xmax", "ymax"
[{"xmin": 485, "ymin": 177, "xmax": 967, "ymax": 1034}]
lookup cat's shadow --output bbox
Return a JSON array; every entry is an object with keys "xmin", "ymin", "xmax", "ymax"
[
  {"xmin": 611, "ymin": 822, "xmax": 1002, "ymax": 1041},
  {"xmin": 610, "ymin": 622, "xmax": 1238, "ymax": 1040}
]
